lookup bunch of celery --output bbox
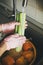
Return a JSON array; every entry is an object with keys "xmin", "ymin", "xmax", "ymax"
[
  {"xmin": 15, "ymin": 0, "xmax": 28, "ymax": 52},
  {"xmin": 15, "ymin": 12, "xmax": 26, "ymax": 52},
  {"xmin": 15, "ymin": 12, "xmax": 26, "ymax": 36}
]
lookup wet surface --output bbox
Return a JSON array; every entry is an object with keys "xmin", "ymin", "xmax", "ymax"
[
  {"xmin": 0, "ymin": 5, "xmax": 43, "ymax": 65},
  {"xmin": 25, "ymin": 27, "xmax": 43, "ymax": 65}
]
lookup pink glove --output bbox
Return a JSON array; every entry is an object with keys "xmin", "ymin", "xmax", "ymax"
[
  {"xmin": 3, "ymin": 34, "xmax": 26, "ymax": 50},
  {"xmin": 0, "ymin": 21, "xmax": 27, "ymax": 33},
  {"xmin": 0, "ymin": 22, "xmax": 20, "ymax": 33}
]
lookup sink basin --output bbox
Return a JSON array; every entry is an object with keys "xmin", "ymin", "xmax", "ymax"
[{"xmin": 0, "ymin": 40, "xmax": 36, "ymax": 65}]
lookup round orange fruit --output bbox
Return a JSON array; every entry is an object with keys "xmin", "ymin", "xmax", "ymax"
[
  {"xmin": 16, "ymin": 56, "xmax": 27, "ymax": 65},
  {"xmin": 23, "ymin": 41, "xmax": 33, "ymax": 51},
  {"xmin": 22, "ymin": 51, "xmax": 33, "ymax": 62}
]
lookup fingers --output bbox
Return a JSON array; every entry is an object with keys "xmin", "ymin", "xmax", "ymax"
[
  {"xmin": 0, "ymin": 22, "xmax": 20, "ymax": 33},
  {"xmin": 15, "ymin": 20, "xmax": 28, "ymax": 26},
  {"xmin": 0, "ymin": 21, "xmax": 27, "ymax": 33},
  {"xmin": 25, "ymin": 21, "xmax": 28, "ymax": 29},
  {"xmin": 4, "ymin": 34, "xmax": 19, "ymax": 41},
  {"xmin": 25, "ymin": 23, "xmax": 28, "ymax": 27},
  {"xmin": 4, "ymin": 34, "xmax": 26, "ymax": 42},
  {"xmin": 3, "ymin": 34, "xmax": 26, "ymax": 50},
  {"xmin": 18, "ymin": 36, "xmax": 26, "ymax": 45},
  {"xmin": 25, "ymin": 21, "xmax": 27, "ymax": 24},
  {"xmin": 14, "ymin": 22, "xmax": 20, "ymax": 26},
  {"xmin": 25, "ymin": 24, "xmax": 28, "ymax": 29}
]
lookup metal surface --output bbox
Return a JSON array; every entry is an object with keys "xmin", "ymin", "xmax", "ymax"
[{"xmin": 22, "ymin": 0, "xmax": 28, "ymax": 7}]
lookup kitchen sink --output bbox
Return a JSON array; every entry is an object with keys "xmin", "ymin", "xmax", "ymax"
[
  {"xmin": 0, "ymin": 5, "xmax": 43, "ymax": 65},
  {"xmin": 25, "ymin": 22, "xmax": 43, "ymax": 65}
]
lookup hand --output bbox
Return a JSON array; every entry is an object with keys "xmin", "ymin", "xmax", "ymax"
[
  {"xmin": 1, "ymin": 34, "xmax": 26, "ymax": 50},
  {"xmin": 0, "ymin": 21, "xmax": 28, "ymax": 33},
  {"xmin": 0, "ymin": 22, "xmax": 20, "ymax": 33}
]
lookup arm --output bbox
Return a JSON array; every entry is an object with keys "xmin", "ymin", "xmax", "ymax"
[
  {"xmin": 0, "ymin": 42, "xmax": 7, "ymax": 56},
  {"xmin": 0, "ymin": 24, "xmax": 2, "ymax": 32},
  {"xmin": 0, "ymin": 21, "xmax": 27, "ymax": 56}
]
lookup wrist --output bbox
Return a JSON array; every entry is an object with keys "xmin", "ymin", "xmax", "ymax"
[
  {"xmin": 0, "ymin": 42, "xmax": 7, "ymax": 56},
  {"xmin": 0, "ymin": 24, "xmax": 2, "ymax": 32}
]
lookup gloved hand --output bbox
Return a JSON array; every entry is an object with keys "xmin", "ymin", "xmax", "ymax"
[
  {"xmin": 0, "ymin": 34, "xmax": 26, "ymax": 56},
  {"xmin": 3, "ymin": 34, "xmax": 26, "ymax": 50},
  {"xmin": 0, "ymin": 21, "xmax": 27, "ymax": 33}
]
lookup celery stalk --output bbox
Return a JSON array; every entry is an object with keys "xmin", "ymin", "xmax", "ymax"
[
  {"xmin": 15, "ymin": 12, "xmax": 26, "ymax": 35},
  {"xmin": 15, "ymin": 13, "xmax": 20, "ymax": 33},
  {"xmin": 15, "ymin": 12, "xmax": 26, "ymax": 52},
  {"xmin": 18, "ymin": 12, "xmax": 26, "ymax": 35},
  {"xmin": 16, "ymin": 12, "xmax": 26, "ymax": 52}
]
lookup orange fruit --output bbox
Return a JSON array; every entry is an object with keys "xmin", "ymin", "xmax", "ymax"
[
  {"xmin": 2, "ymin": 55, "xmax": 15, "ymax": 65},
  {"xmin": 23, "ymin": 41, "xmax": 32, "ymax": 51},
  {"xmin": 16, "ymin": 56, "xmax": 27, "ymax": 65},
  {"xmin": 22, "ymin": 51, "xmax": 33, "ymax": 62}
]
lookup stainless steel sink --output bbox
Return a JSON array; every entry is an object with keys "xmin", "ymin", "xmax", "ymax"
[
  {"xmin": 0, "ymin": 4, "xmax": 43, "ymax": 65},
  {"xmin": 25, "ymin": 23, "xmax": 43, "ymax": 65}
]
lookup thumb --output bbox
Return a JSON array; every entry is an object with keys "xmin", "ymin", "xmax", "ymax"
[{"xmin": 14, "ymin": 22, "xmax": 20, "ymax": 26}]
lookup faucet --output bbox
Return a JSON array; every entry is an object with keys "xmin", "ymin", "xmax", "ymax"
[{"xmin": 22, "ymin": 0, "xmax": 28, "ymax": 7}]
